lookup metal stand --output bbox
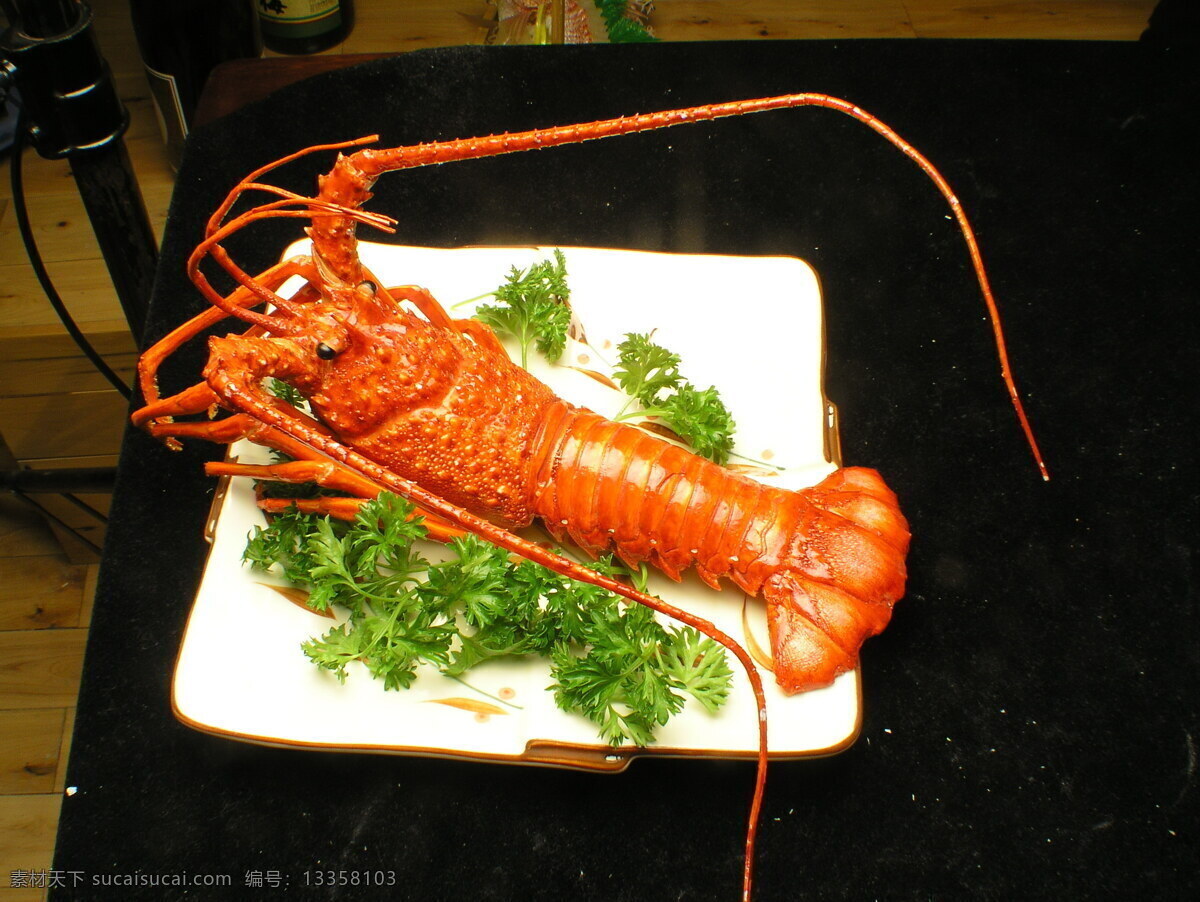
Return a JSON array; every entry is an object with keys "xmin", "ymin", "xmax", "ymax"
[
  {"xmin": 2, "ymin": 0, "xmax": 158, "ymax": 342},
  {"xmin": 1, "ymin": 466, "xmax": 114, "ymax": 559},
  {"xmin": 2, "ymin": 1, "xmax": 156, "ymax": 559}
]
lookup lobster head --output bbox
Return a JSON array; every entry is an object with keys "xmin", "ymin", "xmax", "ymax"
[{"xmin": 205, "ymin": 281, "xmax": 469, "ymax": 443}]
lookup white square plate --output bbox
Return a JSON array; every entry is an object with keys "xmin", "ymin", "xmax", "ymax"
[{"xmin": 172, "ymin": 244, "xmax": 859, "ymax": 770}]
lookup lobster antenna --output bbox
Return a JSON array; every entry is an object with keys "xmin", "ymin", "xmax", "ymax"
[
  {"xmin": 308, "ymin": 96, "xmax": 1049, "ymax": 480},
  {"xmin": 204, "ymin": 190, "xmax": 395, "ymax": 317},
  {"xmin": 188, "ymin": 198, "xmax": 396, "ymax": 331},
  {"xmin": 840, "ymin": 109, "xmax": 1051, "ymax": 482},
  {"xmin": 205, "ymin": 135, "xmax": 381, "ymax": 239}
]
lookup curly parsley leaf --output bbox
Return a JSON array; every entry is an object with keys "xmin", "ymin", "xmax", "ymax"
[
  {"xmin": 551, "ymin": 645, "xmax": 661, "ymax": 748},
  {"xmin": 613, "ymin": 331, "xmax": 682, "ymax": 408},
  {"xmin": 356, "ymin": 608, "xmax": 456, "ymax": 692},
  {"xmin": 421, "ymin": 534, "xmax": 512, "ymax": 631},
  {"xmin": 612, "ymin": 333, "xmax": 737, "ymax": 464},
  {"xmin": 474, "ymin": 249, "xmax": 571, "ymax": 367},
  {"xmin": 659, "ymin": 627, "xmax": 735, "ymax": 715},
  {"xmin": 300, "ymin": 624, "xmax": 361, "ymax": 684},
  {"xmin": 244, "ymin": 506, "xmax": 349, "ymax": 608},
  {"xmin": 267, "ymin": 377, "xmax": 306, "ymax": 408},
  {"xmin": 473, "ymin": 258, "xmax": 736, "ymax": 462},
  {"xmin": 595, "ymin": 0, "xmax": 659, "ymax": 43},
  {"xmin": 658, "ymin": 384, "xmax": 737, "ymax": 465},
  {"xmin": 347, "ymin": 494, "xmax": 430, "ymax": 587},
  {"xmin": 551, "ymin": 596, "xmax": 688, "ymax": 746}
]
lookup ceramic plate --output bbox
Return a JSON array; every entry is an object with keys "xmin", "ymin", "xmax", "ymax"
[{"xmin": 172, "ymin": 244, "xmax": 860, "ymax": 770}]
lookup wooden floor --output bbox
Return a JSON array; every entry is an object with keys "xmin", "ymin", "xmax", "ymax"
[{"xmin": 0, "ymin": 1, "xmax": 1157, "ymax": 896}]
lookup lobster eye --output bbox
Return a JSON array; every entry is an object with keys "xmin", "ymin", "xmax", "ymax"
[
  {"xmin": 356, "ymin": 280, "xmax": 378, "ymax": 297},
  {"xmin": 316, "ymin": 342, "xmax": 338, "ymax": 360}
]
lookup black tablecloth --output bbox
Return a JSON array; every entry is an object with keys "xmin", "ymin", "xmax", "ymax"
[{"xmin": 53, "ymin": 41, "xmax": 1197, "ymax": 900}]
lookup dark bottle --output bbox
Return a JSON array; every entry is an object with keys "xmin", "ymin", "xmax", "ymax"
[
  {"xmin": 256, "ymin": 0, "xmax": 353, "ymax": 55},
  {"xmin": 129, "ymin": 0, "xmax": 262, "ymax": 167}
]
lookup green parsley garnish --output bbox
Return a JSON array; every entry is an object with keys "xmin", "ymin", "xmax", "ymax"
[
  {"xmin": 613, "ymin": 331, "xmax": 682, "ymax": 411},
  {"xmin": 267, "ymin": 377, "xmax": 306, "ymax": 409},
  {"xmin": 595, "ymin": 0, "xmax": 659, "ymax": 43},
  {"xmin": 473, "ymin": 248, "xmax": 571, "ymax": 368},
  {"xmin": 471, "ymin": 257, "xmax": 738, "ymax": 463},
  {"xmin": 244, "ymin": 493, "xmax": 732, "ymax": 746},
  {"xmin": 612, "ymin": 332, "xmax": 737, "ymax": 465}
]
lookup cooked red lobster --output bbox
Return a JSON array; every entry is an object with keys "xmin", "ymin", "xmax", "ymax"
[{"xmin": 132, "ymin": 94, "xmax": 1046, "ymax": 901}]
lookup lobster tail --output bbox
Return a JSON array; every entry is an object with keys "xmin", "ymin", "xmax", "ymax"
[
  {"xmin": 764, "ymin": 467, "xmax": 910, "ymax": 693},
  {"xmin": 531, "ymin": 408, "xmax": 910, "ymax": 692}
]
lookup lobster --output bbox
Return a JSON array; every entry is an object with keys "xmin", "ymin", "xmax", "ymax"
[{"xmin": 131, "ymin": 94, "xmax": 1047, "ymax": 901}]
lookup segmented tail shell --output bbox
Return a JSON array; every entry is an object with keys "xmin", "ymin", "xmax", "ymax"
[{"xmin": 533, "ymin": 409, "xmax": 911, "ymax": 692}]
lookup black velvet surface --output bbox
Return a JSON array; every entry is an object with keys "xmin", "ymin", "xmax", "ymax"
[{"xmin": 52, "ymin": 41, "xmax": 1197, "ymax": 900}]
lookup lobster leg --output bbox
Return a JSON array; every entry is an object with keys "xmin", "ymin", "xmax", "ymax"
[
  {"xmin": 369, "ymin": 280, "xmax": 503, "ymax": 350},
  {"xmin": 452, "ymin": 317, "xmax": 511, "ymax": 356},
  {"xmin": 377, "ymin": 282, "xmax": 456, "ymax": 329},
  {"xmin": 257, "ymin": 495, "xmax": 463, "ymax": 542},
  {"xmin": 135, "ymin": 378, "xmax": 334, "ymax": 451},
  {"xmin": 143, "ymin": 373, "xmax": 466, "ymax": 542},
  {"xmin": 257, "ymin": 495, "xmax": 371, "ymax": 521},
  {"xmin": 208, "ymin": 459, "xmax": 465, "ymax": 542},
  {"xmin": 208, "ymin": 458, "xmax": 381, "ymax": 496},
  {"xmin": 130, "ymin": 381, "xmax": 221, "ymax": 430}
]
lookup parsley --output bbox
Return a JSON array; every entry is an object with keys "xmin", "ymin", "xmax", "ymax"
[
  {"xmin": 471, "ymin": 260, "xmax": 737, "ymax": 464},
  {"xmin": 267, "ymin": 377, "xmax": 306, "ymax": 408},
  {"xmin": 244, "ymin": 505, "xmax": 327, "ymax": 587},
  {"xmin": 612, "ymin": 332, "xmax": 737, "ymax": 465},
  {"xmin": 613, "ymin": 331, "xmax": 682, "ymax": 411},
  {"xmin": 658, "ymin": 627, "xmax": 735, "ymax": 714},
  {"xmin": 595, "ymin": 0, "xmax": 659, "ymax": 43},
  {"xmin": 473, "ymin": 248, "xmax": 571, "ymax": 367},
  {"xmin": 245, "ymin": 494, "xmax": 732, "ymax": 746},
  {"xmin": 550, "ymin": 602, "xmax": 678, "ymax": 747},
  {"xmin": 655, "ymin": 384, "xmax": 737, "ymax": 464}
]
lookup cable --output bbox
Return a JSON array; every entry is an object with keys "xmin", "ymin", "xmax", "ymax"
[{"xmin": 9, "ymin": 106, "xmax": 133, "ymax": 400}]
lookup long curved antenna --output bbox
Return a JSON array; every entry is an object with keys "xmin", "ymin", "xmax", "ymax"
[{"xmin": 307, "ymin": 95, "xmax": 1049, "ymax": 479}]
